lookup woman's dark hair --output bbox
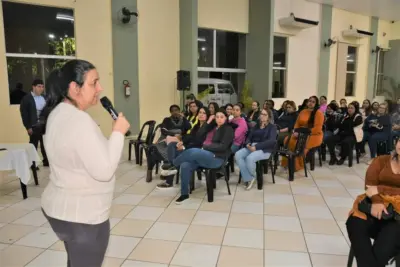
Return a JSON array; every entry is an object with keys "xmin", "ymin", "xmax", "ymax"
[
  {"xmin": 198, "ymin": 107, "xmax": 210, "ymax": 119},
  {"xmin": 320, "ymin": 96, "xmax": 327, "ymax": 101},
  {"xmin": 237, "ymin": 102, "xmax": 245, "ymax": 109},
  {"xmin": 253, "ymin": 101, "xmax": 260, "ymax": 108},
  {"xmin": 372, "ymin": 101, "xmax": 379, "ymax": 110},
  {"xmin": 385, "ymin": 99, "xmax": 394, "ymax": 114},
  {"xmin": 188, "ymin": 100, "xmax": 200, "ymax": 117},
  {"xmin": 169, "ymin": 104, "xmax": 180, "ymax": 112},
  {"xmin": 215, "ymin": 108, "xmax": 228, "ymax": 119},
  {"xmin": 307, "ymin": 96, "xmax": 320, "ymax": 128},
  {"xmin": 348, "ymin": 102, "xmax": 360, "ymax": 116},
  {"xmin": 362, "ymin": 99, "xmax": 372, "ymax": 115},
  {"xmin": 225, "ymin": 103, "xmax": 233, "ymax": 109},
  {"xmin": 327, "ymin": 103, "xmax": 338, "ymax": 112},
  {"xmin": 340, "ymin": 98, "xmax": 347, "ymax": 104},
  {"xmin": 208, "ymin": 102, "xmax": 220, "ymax": 114},
  {"xmin": 299, "ymin": 98, "xmax": 308, "ymax": 110},
  {"xmin": 186, "ymin": 93, "xmax": 196, "ymax": 101},
  {"xmin": 40, "ymin": 60, "xmax": 96, "ymax": 133}
]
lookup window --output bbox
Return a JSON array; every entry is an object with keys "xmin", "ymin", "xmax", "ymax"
[
  {"xmin": 272, "ymin": 36, "xmax": 287, "ymax": 98},
  {"xmin": 197, "ymin": 28, "xmax": 246, "ymax": 106},
  {"xmin": 3, "ymin": 2, "xmax": 75, "ymax": 105},
  {"xmin": 375, "ymin": 50, "xmax": 386, "ymax": 96},
  {"xmin": 345, "ymin": 46, "xmax": 357, "ymax": 96}
]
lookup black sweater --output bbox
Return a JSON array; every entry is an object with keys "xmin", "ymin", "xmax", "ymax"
[
  {"xmin": 203, "ymin": 123, "xmax": 234, "ymax": 159},
  {"xmin": 161, "ymin": 116, "xmax": 191, "ymax": 134},
  {"xmin": 276, "ymin": 112, "xmax": 297, "ymax": 132},
  {"xmin": 182, "ymin": 122, "xmax": 214, "ymax": 149},
  {"xmin": 339, "ymin": 114, "xmax": 363, "ymax": 137},
  {"xmin": 247, "ymin": 110, "xmax": 260, "ymax": 122}
]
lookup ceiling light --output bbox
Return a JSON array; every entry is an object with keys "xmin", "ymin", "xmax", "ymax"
[
  {"xmin": 274, "ymin": 62, "xmax": 281, "ymax": 65},
  {"xmin": 48, "ymin": 34, "xmax": 55, "ymax": 39},
  {"xmin": 347, "ymin": 59, "xmax": 354, "ymax": 62},
  {"xmin": 198, "ymin": 37, "xmax": 206, "ymax": 42},
  {"xmin": 56, "ymin": 13, "xmax": 74, "ymax": 21},
  {"xmin": 201, "ymin": 47, "xmax": 206, "ymax": 51}
]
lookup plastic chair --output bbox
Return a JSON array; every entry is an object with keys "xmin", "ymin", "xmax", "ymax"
[{"xmin": 128, "ymin": 120, "xmax": 156, "ymax": 163}]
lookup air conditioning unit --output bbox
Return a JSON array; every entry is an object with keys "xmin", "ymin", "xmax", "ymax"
[
  {"xmin": 279, "ymin": 13, "xmax": 319, "ymax": 29},
  {"xmin": 342, "ymin": 28, "xmax": 374, "ymax": 38}
]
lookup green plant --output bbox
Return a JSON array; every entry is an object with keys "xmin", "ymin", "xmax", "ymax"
[
  {"xmin": 240, "ymin": 80, "xmax": 253, "ymax": 110},
  {"xmin": 197, "ymin": 86, "xmax": 212, "ymax": 101}
]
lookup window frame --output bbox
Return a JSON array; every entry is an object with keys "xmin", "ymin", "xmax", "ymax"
[
  {"xmin": 345, "ymin": 45, "xmax": 358, "ymax": 97},
  {"xmin": 374, "ymin": 50, "xmax": 386, "ymax": 96},
  {"xmin": 272, "ymin": 35, "xmax": 288, "ymax": 98}
]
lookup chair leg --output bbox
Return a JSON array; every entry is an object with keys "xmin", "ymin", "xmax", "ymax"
[
  {"xmin": 230, "ymin": 155, "xmax": 235, "ymax": 173},
  {"xmin": 128, "ymin": 143, "xmax": 132, "ymax": 161},
  {"xmin": 205, "ymin": 170, "xmax": 214, "ymax": 202},
  {"xmin": 348, "ymin": 146, "xmax": 353, "ymax": 167},
  {"xmin": 303, "ymin": 156, "xmax": 308, "ymax": 177},
  {"xmin": 134, "ymin": 144, "xmax": 140, "ymax": 165},
  {"xmin": 155, "ymin": 162, "xmax": 159, "ymax": 175},
  {"xmin": 310, "ymin": 151, "xmax": 315, "ymax": 171},
  {"xmin": 288, "ymin": 156, "xmax": 295, "ymax": 182},
  {"xmin": 197, "ymin": 170, "xmax": 202, "ymax": 181},
  {"xmin": 224, "ymin": 167, "xmax": 231, "ymax": 195},
  {"xmin": 238, "ymin": 173, "xmax": 242, "ymax": 184},
  {"xmin": 318, "ymin": 148, "xmax": 322, "ymax": 167},
  {"xmin": 20, "ymin": 179, "xmax": 28, "ymax": 199},
  {"xmin": 347, "ymin": 247, "xmax": 354, "ymax": 267},
  {"xmin": 256, "ymin": 162, "xmax": 263, "ymax": 190},
  {"xmin": 31, "ymin": 162, "xmax": 39, "ymax": 185},
  {"xmin": 176, "ymin": 168, "xmax": 180, "ymax": 185},
  {"xmin": 139, "ymin": 147, "xmax": 144, "ymax": 166},
  {"xmin": 189, "ymin": 171, "xmax": 194, "ymax": 194},
  {"xmin": 270, "ymin": 160, "xmax": 275, "ymax": 184}
]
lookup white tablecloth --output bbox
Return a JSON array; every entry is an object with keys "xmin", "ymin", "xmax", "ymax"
[{"xmin": 0, "ymin": 143, "xmax": 41, "ymax": 185}]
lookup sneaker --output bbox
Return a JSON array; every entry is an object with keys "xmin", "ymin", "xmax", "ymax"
[
  {"xmin": 175, "ymin": 195, "xmax": 189, "ymax": 204},
  {"xmin": 245, "ymin": 178, "xmax": 256, "ymax": 190},
  {"xmin": 161, "ymin": 169, "xmax": 178, "ymax": 176},
  {"xmin": 156, "ymin": 182, "xmax": 173, "ymax": 189}
]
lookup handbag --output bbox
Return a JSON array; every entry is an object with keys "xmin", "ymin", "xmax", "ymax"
[
  {"xmin": 353, "ymin": 114, "xmax": 364, "ymax": 143},
  {"xmin": 358, "ymin": 197, "xmax": 394, "ymax": 220}
]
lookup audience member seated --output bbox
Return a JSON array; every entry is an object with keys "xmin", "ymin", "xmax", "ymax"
[
  {"xmin": 298, "ymin": 98, "xmax": 309, "ymax": 112},
  {"xmin": 161, "ymin": 105, "xmax": 191, "ymax": 136},
  {"xmin": 325, "ymin": 102, "xmax": 363, "ymax": 165},
  {"xmin": 247, "ymin": 101, "xmax": 260, "ymax": 123},
  {"xmin": 225, "ymin": 103, "xmax": 234, "ymax": 120},
  {"xmin": 346, "ymin": 140, "xmax": 400, "ymax": 267},
  {"xmin": 392, "ymin": 104, "xmax": 400, "ymax": 140},
  {"xmin": 183, "ymin": 94, "xmax": 196, "ymax": 117},
  {"xmin": 164, "ymin": 110, "xmax": 234, "ymax": 204},
  {"xmin": 277, "ymin": 100, "xmax": 289, "ymax": 117},
  {"xmin": 266, "ymin": 99, "xmax": 279, "ymax": 121},
  {"xmin": 235, "ymin": 109, "xmax": 277, "ymax": 190},
  {"xmin": 276, "ymin": 100, "xmax": 297, "ymax": 146},
  {"xmin": 324, "ymin": 103, "xmax": 342, "ymax": 143},
  {"xmin": 361, "ymin": 103, "xmax": 391, "ymax": 160},
  {"xmin": 208, "ymin": 102, "xmax": 219, "ymax": 116},
  {"xmin": 371, "ymin": 101, "xmax": 379, "ymax": 115},
  {"xmin": 230, "ymin": 104, "xmax": 248, "ymax": 153},
  {"xmin": 319, "ymin": 96, "xmax": 328, "ymax": 113},
  {"xmin": 157, "ymin": 107, "xmax": 213, "ymax": 189},
  {"xmin": 339, "ymin": 98, "xmax": 348, "ymax": 115},
  {"xmin": 281, "ymin": 96, "xmax": 324, "ymax": 172},
  {"xmin": 360, "ymin": 99, "xmax": 372, "ymax": 119},
  {"xmin": 186, "ymin": 100, "xmax": 201, "ymax": 133}
]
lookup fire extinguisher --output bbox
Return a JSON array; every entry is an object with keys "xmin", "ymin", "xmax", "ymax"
[{"xmin": 123, "ymin": 80, "xmax": 131, "ymax": 96}]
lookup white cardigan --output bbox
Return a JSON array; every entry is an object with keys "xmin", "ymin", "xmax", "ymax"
[{"xmin": 41, "ymin": 102, "xmax": 124, "ymax": 224}]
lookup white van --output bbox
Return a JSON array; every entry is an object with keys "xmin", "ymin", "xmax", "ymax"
[{"xmin": 197, "ymin": 78, "xmax": 238, "ymax": 107}]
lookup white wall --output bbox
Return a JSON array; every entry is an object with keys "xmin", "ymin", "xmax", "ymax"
[
  {"xmin": 198, "ymin": 0, "xmax": 249, "ymax": 33},
  {"xmin": 377, "ymin": 19, "xmax": 392, "ymax": 48},
  {"xmin": 273, "ymin": 0, "xmax": 321, "ymax": 108},
  {"xmin": 327, "ymin": 8, "xmax": 370, "ymax": 103}
]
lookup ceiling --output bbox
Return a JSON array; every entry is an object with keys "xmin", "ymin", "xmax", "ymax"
[{"xmin": 307, "ymin": 0, "xmax": 400, "ymax": 21}]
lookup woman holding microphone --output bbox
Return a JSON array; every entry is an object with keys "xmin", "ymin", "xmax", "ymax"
[{"xmin": 40, "ymin": 60, "xmax": 130, "ymax": 267}]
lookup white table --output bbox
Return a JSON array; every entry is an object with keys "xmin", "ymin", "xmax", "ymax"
[{"xmin": 0, "ymin": 143, "xmax": 41, "ymax": 199}]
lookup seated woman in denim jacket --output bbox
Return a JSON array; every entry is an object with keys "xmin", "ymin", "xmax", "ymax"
[
  {"xmin": 235, "ymin": 109, "xmax": 277, "ymax": 190},
  {"xmin": 162, "ymin": 110, "xmax": 234, "ymax": 204}
]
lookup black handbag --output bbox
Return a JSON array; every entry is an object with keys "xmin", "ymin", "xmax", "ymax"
[{"xmin": 358, "ymin": 197, "xmax": 395, "ymax": 220}]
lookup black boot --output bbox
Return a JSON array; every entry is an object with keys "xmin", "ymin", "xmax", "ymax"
[
  {"xmin": 337, "ymin": 157, "xmax": 346, "ymax": 165},
  {"xmin": 146, "ymin": 170, "xmax": 153, "ymax": 182},
  {"xmin": 329, "ymin": 156, "xmax": 337, "ymax": 165}
]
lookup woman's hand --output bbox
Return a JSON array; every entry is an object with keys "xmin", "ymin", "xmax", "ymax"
[
  {"xmin": 207, "ymin": 115, "xmax": 215, "ymax": 124},
  {"xmin": 113, "ymin": 113, "xmax": 130, "ymax": 135},
  {"xmin": 371, "ymin": 203, "xmax": 388, "ymax": 220},
  {"xmin": 293, "ymin": 132, "xmax": 299, "ymax": 138},
  {"xmin": 176, "ymin": 142, "xmax": 184, "ymax": 151},
  {"xmin": 366, "ymin": 185, "xmax": 379, "ymax": 198},
  {"xmin": 247, "ymin": 144, "xmax": 256, "ymax": 152}
]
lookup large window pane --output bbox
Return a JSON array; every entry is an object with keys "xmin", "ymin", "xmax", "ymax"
[
  {"xmin": 2, "ymin": 1, "xmax": 75, "ymax": 56},
  {"xmin": 198, "ymin": 29, "xmax": 214, "ymax": 67},
  {"xmin": 347, "ymin": 46, "xmax": 357, "ymax": 72},
  {"xmin": 273, "ymin": 36, "xmax": 287, "ymax": 67},
  {"xmin": 272, "ymin": 69, "xmax": 286, "ymax": 98},
  {"xmin": 8, "ymin": 57, "xmax": 68, "ymax": 104},
  {"xmin": 345, "ymin": 73, "xmax": 356, "ymax": 96},
  {"xmin": 216, "ymin": 30, "xmax": 246, "ymax": 69}
]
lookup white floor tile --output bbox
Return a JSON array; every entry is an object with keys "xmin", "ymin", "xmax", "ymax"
[
  {"xmin": 192, "ymin": 211, "xmax": 229, "ymax": 226},
  {"xmin": 169, "ymin": 198, "xmax": 202, "ymax": 210},
  {"xmin": 291, "ymin": 186, "xmax": 321, "ymax": 196},
  {"xmin": 121, "ymin": 260, "xmax": 168, "ymax": 267},
  {"xmin": 106, "ymin": 235, "xmax": 140, "ymax": 259},
  {"xmin": 109, "ymin": 218, "xmax": 122, "ymax": 229},
  {"xmin": 113, "ymin": 194, "xmax": 146, "ymax": 205},
  {"xmin": 324, "ymin": 196, "xmax": 355, "ymax": 208},
  {"xmin": 231, "ymin": 201, "xmax": 263, "ymax": 214},
  {"xmin": 296, "ymin": 205, "xmax": 334, "ymax": 219},
  {"xmin": 223, "ymin": 228, "xmax": 264, "ymax": 249},
  {"xmin": 126, "ymin": 206, "xmax": 165, "ymax": 221},
  {"xmin": 26, "ymin": 250, "xmax": 67, "ymax": 267},
  {"xmin": 264, "ymin": 194, "xmax": 294, "ymax": 204},
  {"xmin": 15, "ymin": 227, "xmax": 58, "ymax": 248},
  {"xmin": 145, "ymin": 222, "xmax": 189, "ymax": 241},
  {"xmin": 171, "ymin": 242, "xmax": 220, "ymax": 267},
  {"xmin": 13, "ymin": 210, "xmax": 48, "ymax": 226},
  {"xmin": 11, "ymin": 197, "xmax": 42, "ymax": 211},
  {"xmin": 264, "ymin": 250, "xmax": 312, "ymax": 267},
  {"xmin": 264, "ymin": 215, "xmax": 302, "ymax": 232},
  {"xmin": 304, "ymin": 233, "xmax": 349, "ymax": 255}
]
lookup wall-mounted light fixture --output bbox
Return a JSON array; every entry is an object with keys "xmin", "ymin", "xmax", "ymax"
[{"xmin": 324, "ymin": 38, "xmax": 337, "ymax": 48}]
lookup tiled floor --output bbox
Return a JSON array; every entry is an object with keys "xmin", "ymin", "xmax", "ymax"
[{"xmin": 0, "ymin": 147, "xmax": 383, "ymax": 267}]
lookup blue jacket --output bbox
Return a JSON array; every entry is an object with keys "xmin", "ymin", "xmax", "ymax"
[{"xmin": 245, "ymin": 123, "xmax": 277, "ymax": 153}]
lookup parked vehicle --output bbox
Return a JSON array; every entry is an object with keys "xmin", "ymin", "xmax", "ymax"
[{"xmin": 197, "ymin": 78, "xmax": 238, "ymax": 106}]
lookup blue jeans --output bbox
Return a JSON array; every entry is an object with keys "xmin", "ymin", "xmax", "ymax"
[
  {"xmin": 167, "ymin": 142, "xmax": 182, "ymax": 163},
  {"xmin": 231, "ymin": 144, "xmax": 240, "ymax": 154},
  {"xmin": 173, "ymin": 148, "xmax": 224, "ymax": 195},
  {"xmin": 362, "ymin": 131, "xmax": 390, "ymax": 158},
  {"xmin": 235, "ymin": 146, "xmax": 271, "ymax": 183}
]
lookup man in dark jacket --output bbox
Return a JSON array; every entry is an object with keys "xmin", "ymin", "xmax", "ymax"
[{"xmin": 20, "ymin": 79, "xmax": 49, "ymax": 166}]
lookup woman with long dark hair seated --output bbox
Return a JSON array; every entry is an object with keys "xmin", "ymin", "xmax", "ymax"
[
  {"xmin": 40, "ymin": 60, "xmax": 130, "ymax": 266},
  {"xmin": 247, "ymin": 101, "xmax": 260, "ymax": 123},
  {"xmin": 235, "ymin": 109, "xmax": 277, "ymax": 190},
  {"xmin": 208, "ymin": 102, "xmax": 219, "ymax": 116},
  {"xmin": 361, "ymin": 99, "xmax": 372, "ymax": 119},
  {"xmin": 230, "ymin": 104, "xmax": 248, "ymax": 153},
  {"xmin": 186, "ymin": 100, "xmax": 200, "ymax": 132},
  {"xmin": 323, "ymin": 103, "xmax": 342, "ymax": 143},
  {"xmin": 346, "ymin": 139, "xmax": 400, "ymax": 267},
  {"xmin": 325, "ymin": 102, "xmax": 363, "ymax": 165},
  {"xmin": 276, "ymin": 100, "xmax": 297, "ymax": 146},
  {"xmin": 281, "ymin": 96, "xmax": 324, "ymax": 172},
  {"xmin": 163, "ymin": 110, "xmax": 234, "ymax": 204},
  {"xmin": 157, "ymin": 107, "xmax": 213, "ymax": 189}
]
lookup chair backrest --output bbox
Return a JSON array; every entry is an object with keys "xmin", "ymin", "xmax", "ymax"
[
  {"xmin": 151, "ymin": 124, "xmax": 163, "ymax": 144},
  {"xmin": 292, "ymin": 128, "xmax": 311, "ymax": 156},
  {"xmin": 138, "ymin": 120, "xmax": 156, "ymax": 143}
]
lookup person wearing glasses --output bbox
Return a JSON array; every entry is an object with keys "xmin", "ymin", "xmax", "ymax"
[
  {"xmin": 281, "ymin": 96, "xmax": 324, "ymax": 172},
  {"xmin": 235, "ymin": 109, "xmax": 277, "ymax": 190}
]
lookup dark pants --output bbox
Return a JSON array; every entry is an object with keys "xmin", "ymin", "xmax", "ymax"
[
  {"xmin": 361, "ymin": 132, "xmax": 389, "ymax": 158},
  {"xmin": 30, "ymin": 131, "xmax": 48, "ymax": 164},
  {"xmin": 43, "ymin": 210, "xmax": 110, "ymax": 267},
  {"xmin": 278, "ymin": 132, "xmax": 290, "ymax": 146},
  {"xmin": 346, "ymin": 216, "xmax": 400, "ymax": 267},
  {"xmin": 325, "ymin": 134, "xmax": 355, "ymax": 159},
  {"xmin": 173, "ymin": 148, "xmax": 224, "ymax": 196}
]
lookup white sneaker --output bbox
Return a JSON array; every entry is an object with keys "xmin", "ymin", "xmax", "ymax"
[
  {"xmin": 160, "ymin": 169, "xmax": 178, "ymax": 176},
  {"xmin": 246, "ymin": 178, "xmax": 256, "ymax": 190}
]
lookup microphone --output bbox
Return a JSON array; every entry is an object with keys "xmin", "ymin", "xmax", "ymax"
[{"xmin": 100, "ymin": 96, "xmax": 131, "ymax": 136}]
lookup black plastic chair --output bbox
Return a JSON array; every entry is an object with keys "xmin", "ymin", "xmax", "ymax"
[
  {"xmin": 141, "ymin": 124, "xmax": 163, "ymax": 182},
  {"xmin": 307, "ymin": 146, "xmax": 323, "ymax": 171},
  {"xmin": 128, "ymin": 120, "xmax": 156, "ymax": 163},
  {"xmin": 348, "ymin": 142, "xmax": 361, "ymax": 167},
  {"xmin": 347, "ymin": 246, "xmax": 400, "ymax": 267},
  {"xmin": 203, "ymin": 158, "xmax": 231, "ymax": 202},
  {"xmin": 276, "ymin": 128, "xmax": 311, "ymax": 181}
]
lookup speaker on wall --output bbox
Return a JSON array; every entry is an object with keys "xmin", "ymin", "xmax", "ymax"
[{"xmin": 177, "ymin": 70, "xmax": 191, "ymax": 91}]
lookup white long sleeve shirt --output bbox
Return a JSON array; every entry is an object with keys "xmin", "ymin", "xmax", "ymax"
[{"xmin": 41, "ymin": 102, "xmax": 124, "ymax": 224}]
